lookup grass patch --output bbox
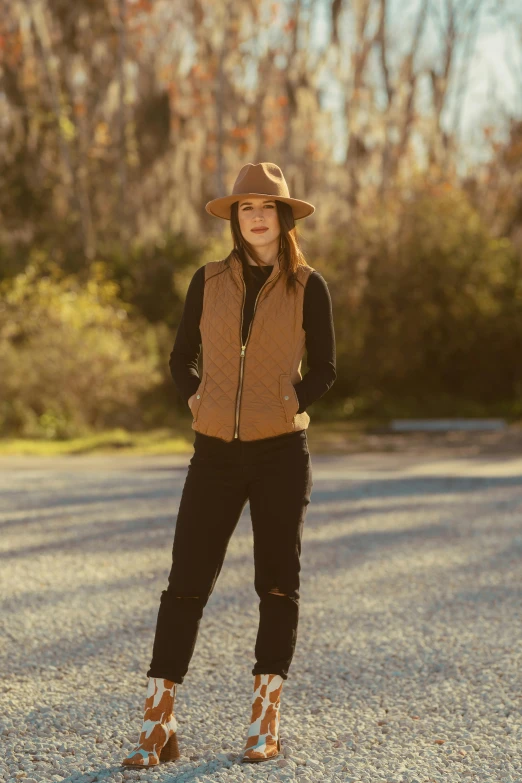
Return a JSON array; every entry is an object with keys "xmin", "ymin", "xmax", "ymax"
[
  {"xmin": 0, "ymin": 428, "xmax": 195, "ymax": 456},
  {"xmin": 1, "ymin": 419, "xmax": 521, "ymax": 457},
  {"xmin": 0, "ymin": 421, "xmax": 372, "ymax": 456}
]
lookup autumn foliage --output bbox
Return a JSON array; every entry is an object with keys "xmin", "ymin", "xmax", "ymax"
[{"xmin": 0, "ymin": 1, "xmax": 521, "ymax": 435}]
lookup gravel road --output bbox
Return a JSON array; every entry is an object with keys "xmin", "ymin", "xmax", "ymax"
[{"xmin": 1, "ymin": 452, "xmax": 521, "ymax": 783}]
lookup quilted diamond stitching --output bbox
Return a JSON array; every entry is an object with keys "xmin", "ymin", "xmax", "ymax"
[{"xmin": 193, "ymin": 255, "xmax": 313, "ymax": 441}]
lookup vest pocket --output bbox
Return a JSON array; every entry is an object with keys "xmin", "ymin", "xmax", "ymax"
[
  {"xmin": 279, "ymin": 373, "xmax": 300, "ymax": 423},
  {"xmin": 190, "ymin": 373, "xmax": 207, "ymax": 422}
]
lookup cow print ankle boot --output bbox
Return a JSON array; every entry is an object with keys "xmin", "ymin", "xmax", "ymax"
[
  {"xmin": 121, "ymin": 677, "xmax": 180, "ymax": 766},
  {"xmin": 242, "ymin": 673, "xmax": 284, "ymax": 762}
]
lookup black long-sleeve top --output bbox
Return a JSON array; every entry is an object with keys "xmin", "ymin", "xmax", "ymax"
[{"xmin": 169, "ymin": 264, "xmax": 336, "ymax": 414}]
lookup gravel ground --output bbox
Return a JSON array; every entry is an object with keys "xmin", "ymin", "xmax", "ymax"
[{"xmin": 1, "ymin": 451, "xmax": 521, "ymax": 783}]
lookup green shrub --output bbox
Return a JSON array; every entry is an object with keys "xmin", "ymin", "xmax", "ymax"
[
  {"xmin": 314, "ymin": 185, "xmax": 522, "ymax": 417},
  {"xmin": 0, "ymin": 261, "xmax": 161, "ymax": 438}
]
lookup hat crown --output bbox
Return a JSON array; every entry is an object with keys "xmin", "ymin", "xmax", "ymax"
[{"xmin": 232, "ymin": 162, "xmax": 290, "ymax": 199}]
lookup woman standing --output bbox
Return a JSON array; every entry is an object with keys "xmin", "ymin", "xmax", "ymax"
[{"xmin": 122, "ymin": 162, "xmax": 336, "ymax": 767}]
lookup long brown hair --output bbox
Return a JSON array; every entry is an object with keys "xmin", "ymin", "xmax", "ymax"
[{"xmin": 227, "ymin": 200, "xmax": 309, "ymax": 294}]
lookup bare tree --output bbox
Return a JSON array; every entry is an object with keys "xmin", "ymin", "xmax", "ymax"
[{"xmin": 24, "ymin": 0, "xmax": 95, "ymax": 258}]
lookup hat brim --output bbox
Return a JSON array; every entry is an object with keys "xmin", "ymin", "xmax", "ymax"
[{"xmin": 205, "ymin": 193, "xmax": 315, "ymax": 221}]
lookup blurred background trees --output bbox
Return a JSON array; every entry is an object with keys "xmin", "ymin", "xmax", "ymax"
[{"xmin": 0, "ymin": 0, "xmax": 521, "ymax": 436}]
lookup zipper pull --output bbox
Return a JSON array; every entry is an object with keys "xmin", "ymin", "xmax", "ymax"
[{"xmin": 240, "ymin": 345, "xmax": 245, "ymax": 356}]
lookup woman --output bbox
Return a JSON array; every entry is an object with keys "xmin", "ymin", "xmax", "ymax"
[{"xmin": 122, "ymin": 162, "xmax": 336, "ymax": 767}]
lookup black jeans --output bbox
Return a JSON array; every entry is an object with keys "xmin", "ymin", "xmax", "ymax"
[{"xmin": 147, "ymin": 428, "xmax": 313, "ymax": 684}]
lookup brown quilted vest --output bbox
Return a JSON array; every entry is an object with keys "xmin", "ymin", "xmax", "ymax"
[{"xmin": 189, "ymin": 251, "xmax": 314, "ymax": 442}]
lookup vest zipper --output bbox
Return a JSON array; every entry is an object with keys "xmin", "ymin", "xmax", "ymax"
[{"xmin": 234, "ymin": 270, "xmax": 281, "ymax": 439}]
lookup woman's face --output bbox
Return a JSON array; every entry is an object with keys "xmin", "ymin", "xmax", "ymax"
[{"xmin": 237, "ymin": 196, "xmax": 281, "ymax": 250}]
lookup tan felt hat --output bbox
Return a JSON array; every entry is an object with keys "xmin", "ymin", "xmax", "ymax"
[{"xmin": 205, "ymin": 161, "xmax": 315, "ymax": 221}]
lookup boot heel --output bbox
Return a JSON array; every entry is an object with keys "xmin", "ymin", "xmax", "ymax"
[{"xmin": 160, "ymin": 732, "xmax": 180, "ymax": 762}]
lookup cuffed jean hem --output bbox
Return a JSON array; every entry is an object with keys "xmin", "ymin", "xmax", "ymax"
[
  {"xmin": 251, "ymin": 667, "xmax": 289, "ymax": 680},
  {"xmin": 146, "ymin": 668, "xmax": 185, "ymax": 685}
]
